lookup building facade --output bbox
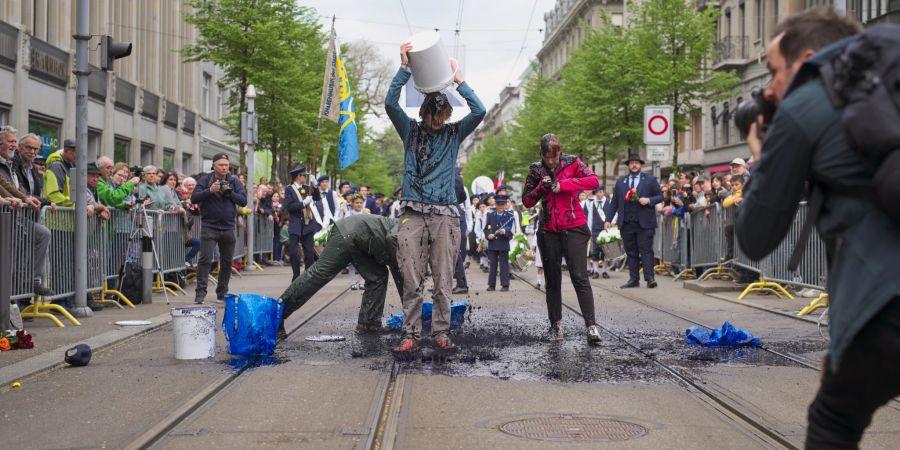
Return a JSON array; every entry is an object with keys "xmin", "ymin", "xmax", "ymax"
[
  {"xmin": 537, "ymin": 0, "xmax": 624, "ymax": 80},
  {"xmin": 0, "ymin": 0, "xmax": 238, "ymax": 175}
]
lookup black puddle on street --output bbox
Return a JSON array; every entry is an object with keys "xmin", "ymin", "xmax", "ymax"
[{"xmin": 269, "ymin": 310, "xmax": 811, "ymax": 384}]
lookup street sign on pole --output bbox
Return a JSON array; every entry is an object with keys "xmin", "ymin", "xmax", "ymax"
[
  {"xmin": 643, "ymin": 105, "xmax": 673, "ymax": 145},
  {"xmin": 646, "ymin": 145, "xmax": 671, "ymax": 162}
]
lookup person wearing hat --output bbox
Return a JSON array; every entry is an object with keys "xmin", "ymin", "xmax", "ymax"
[
  {"xmin": 33, "ymin": 153, "xmax": 46, "ymax": 177},
  {"xmin": 603, "ymin": 153, "xmax": 663, "ymax": 289},
  {"xmin": 85, "ymin": 163, "xmax": 111, "ymax": 221},
  {"xmin": 372, "ymin": 192, "xmax": 386, "ymax": 216},
  {"xmin": 282, "ymin": 166, "xmax": 325, "ymax": 280},
  {"xmin": 317, "ymin": 175, "xmax": 340, "ymax": 217},
  {"xmin": 42, "ymin": 138, "xmax": 77, "ymax": 207},
  {"xmin": 385, "ymin": 40, "xmax": 486, "ymax": 355},
  {"xmin": 585, "ymin": 186, "xmax": 610, "ymax": 279},
  {"xmin": 523, "ymin": 134, "xmax": 601, "ymax": 344},
  {"xmin": 729, "ymin": 157, "xmax": 751, "ymax": 185},
  {"xmin": 191, "ymin": 152, "xmax": 247, "ymax": 304},
  {"xmin": 483, "ymin": 194, "xmax": 514, "ymax": 291}
]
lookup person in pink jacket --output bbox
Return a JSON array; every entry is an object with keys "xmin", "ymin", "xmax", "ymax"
[{"xmin": 523, "ymin": 133, "xmax": 601, "ymax": 345}]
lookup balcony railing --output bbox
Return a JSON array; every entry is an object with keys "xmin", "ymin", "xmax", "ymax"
[{"xmin": 713, "ymin": 36, "xmax": 749, "ymax": 67}]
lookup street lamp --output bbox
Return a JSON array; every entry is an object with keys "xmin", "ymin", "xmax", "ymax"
[{"xmin": 243, "ymin": 85, "xmax": 258, "ymax": 269}]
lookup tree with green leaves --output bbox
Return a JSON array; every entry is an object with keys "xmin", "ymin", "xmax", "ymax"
[
  {"xmin": 628, "ymin": 0, "xmax": 739, "ymax": 167},
  {"xmin": 182, "ymin": 0, "xmax": 326, "ymax": 176}
]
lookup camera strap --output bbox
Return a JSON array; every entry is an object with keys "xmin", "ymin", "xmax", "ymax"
[{"xmin": 788, "ymin": 186, "xmax": 823, "ymax": 272}]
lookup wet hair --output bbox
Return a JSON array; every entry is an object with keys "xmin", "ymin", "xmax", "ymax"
[
  {"xmin": 419, "ymin": 92, "xmax": 453, "ymax": 122},
  {"xmin": 773, "ymin": 6, "xmax": 862, "ymax": 66},
  {"xmin": 540, "ymin": 133, "xmax": 561, "ymax": 156}
]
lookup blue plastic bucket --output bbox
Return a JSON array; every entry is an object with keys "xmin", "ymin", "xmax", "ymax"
[{"xmin": 222, "ymin": 294, "xmax": 285, "ymax": 356}]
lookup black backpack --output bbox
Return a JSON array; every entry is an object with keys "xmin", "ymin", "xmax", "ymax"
[
  {"xmin": 820, "ymin": 24, "xmax": 900, "ymax": 222},
  {"xmin": 788, "ymin": 25, "xmax": 900, "ymax": 271}
]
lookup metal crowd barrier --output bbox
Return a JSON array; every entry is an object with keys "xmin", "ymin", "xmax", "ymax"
[
  {"xmin": 254, "ymin": 214, "xmax": 274, "ymax": 256},
  {"xmin": 40, "ymin": 206, "xmax": 105, "ymax": 301},
  {"xmin": 233, "ymin": 215, "xmax": 246, "ymax": 262},
  {"xmin": 3, "ymin": 205, "xmax": 37, "ymax": 302},
  {"xmin": 683, "ymin": 201, "xmax": 829, "ymax": 315}
]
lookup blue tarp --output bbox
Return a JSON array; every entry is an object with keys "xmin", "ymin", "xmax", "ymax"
[
  {"xmin": 685, "ymin": 321, "xmax": 762, "ymax": 347},
  {"xmin": 223, "ymin": 294, "xmax": 285, "ymax": 356},
  {"xmin": 387, "ymin": 301, "xmax": 468, "ymax": 332}
]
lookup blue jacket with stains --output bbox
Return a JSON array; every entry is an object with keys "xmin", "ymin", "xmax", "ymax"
[{"xmin": 385, "ymin": 68, "xmax": 485, "ymax": 206}]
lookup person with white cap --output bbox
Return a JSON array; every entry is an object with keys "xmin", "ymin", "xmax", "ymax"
[{"xmin": 729, "ymin": 157, "xmax": 751, "ymax": 185}]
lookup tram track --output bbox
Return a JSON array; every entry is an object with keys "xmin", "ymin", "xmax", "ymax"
[
  {"xmin": 586, "ymin": 276, "xmax": 900, "ymax": 413},
  {"xmin": 123, "ymin": 286, "xmax": 351, "ymax": 450},
  {"xmin": 512, "ymin": 273, "xmax": 802, "ymax": 449}
]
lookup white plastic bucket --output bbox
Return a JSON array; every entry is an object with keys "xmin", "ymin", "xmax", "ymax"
[
  {"xmin": 407, "ymin": 31, "xmax": 455, "ymax": 93},
  {"xmin": 171, "ymin": 306, "xmax": 217, "ymax": 360}
]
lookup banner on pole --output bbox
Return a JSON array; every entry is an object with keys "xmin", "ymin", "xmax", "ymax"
[{"xmin": 319, "ymin": 32, "xmax": 341, "ymax": 123}]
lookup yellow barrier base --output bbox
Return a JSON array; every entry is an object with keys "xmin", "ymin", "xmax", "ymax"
[
  {"xmin": 699, "ymin": 263, "xmax": 737, "ymax": 282},
  {"xmin": 738, "ymin": 278, "xmax": 794, "ymax": 300},
  {"xmin": 252, "ymin": 261, "xmax": 264, "ymax": 271},
  {"xmin": 21, "ymin": 299, "xmax": 81, "ymax": 327},
  {"xmin": 674, "ymin": 268, "xmax": 696, "ymax": 281},
  {"xmin": 653, "ymin": 263, "xmax": 671, "ymax": 276},
  {"xmin": 100, "ymin": 281, "xmax": 136, "ymax": 308},
  {"xmin": 151, "ymin": 276, "xmax": 179, "ymax": 296},
  {"xmin": 798, "ymin": 294, "xmax": 829, "ymax": 316}
]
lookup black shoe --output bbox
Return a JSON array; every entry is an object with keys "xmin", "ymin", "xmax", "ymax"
[
  {"xmin": 464, "ymin": 261, "xmax": 470, "ymax": 269},
  {"xmin": 33, "ymin": 281, "xmax": 54, "ymax": 297},
  {"xmin": 500, "ymin": 286, "xmax": 509, "ymax": 292},
  {"xmin": 602, "ymin": 272, "xmax": 610, "ymax": 279},
  {"xmin": 590, "ymin": 272, "xmax": 600, "ymax": 279},
  {"xmin": 486, "ymin": 286, "xmax": 495, "ymax": 291},
  {"xmin": 620, "ymin": 280, "xmax": 640, "ymax": 289},
  {"xmin": 647, "ymin": 280, "xmax": 658, "ymax": 288},
  {"xmin": 480, "ymin": 266, "xmax": 489, "ymax": 273},
  {"xmin": 355, "ymin": 322, "xmax": 382, "ymax": 334},
  {"xmin": 451, "ymin": 286, "xmax": 469, "ymax": 294}
]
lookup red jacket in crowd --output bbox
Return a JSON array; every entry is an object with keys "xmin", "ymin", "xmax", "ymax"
[{"xmin": 523, "ymin": 154, "xmax": 599, "ymax": 232}]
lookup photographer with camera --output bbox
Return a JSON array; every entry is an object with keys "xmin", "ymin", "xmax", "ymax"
[
  {"xmin": 735, "ymin": 7, "xmax": 900, "ymax": 448},
  {"xmin": 190, "ymin": 153, "xmax": 247, "ymax": 304}
]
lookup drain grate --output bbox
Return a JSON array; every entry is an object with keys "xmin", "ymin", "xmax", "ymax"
[{"xmin": 499, "ymin": 415, "xmax": 648, "ymax": 442}]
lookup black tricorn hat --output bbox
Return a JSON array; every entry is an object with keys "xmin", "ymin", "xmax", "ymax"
[{"xmin": 289, "ymin": 166, "xmax": 308, "ymax": 178}]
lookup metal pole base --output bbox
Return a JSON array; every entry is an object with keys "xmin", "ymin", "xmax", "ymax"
[{"xmin": 71, "ymin": 306, "xmax": 94, "ymax": 318}]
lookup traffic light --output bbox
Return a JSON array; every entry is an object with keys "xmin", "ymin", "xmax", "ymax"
[{"xmin": 100, "ymin": 35, "xmax": 132, "ymax": 71}]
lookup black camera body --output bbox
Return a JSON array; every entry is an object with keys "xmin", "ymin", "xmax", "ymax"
[
  {"xmin": 734, "ymin": 88, "xmax": 777, "ymax": 141},
  {"xmin": 130, "ymin": 165, "xmax": 143, "ymax": 178},
  {"xmin": 219, "ymin": 180, "xmax": 233, "ymax": 197}
]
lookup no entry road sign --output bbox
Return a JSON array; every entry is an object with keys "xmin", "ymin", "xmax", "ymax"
[{"xmin": 644, "ymin": 105, "xmax": 673, "ymax": 145}]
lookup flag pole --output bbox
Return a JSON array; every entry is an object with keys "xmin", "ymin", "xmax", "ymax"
[{"xmin": 313, "ymin": 15, "xmax": 336, "ymax": 177}]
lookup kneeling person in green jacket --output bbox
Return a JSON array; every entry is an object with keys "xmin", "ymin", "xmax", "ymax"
[{"xmin": 279, "ymin": 215, "xmax": 403, "ymax": 336}]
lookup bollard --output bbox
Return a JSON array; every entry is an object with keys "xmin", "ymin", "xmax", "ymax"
[
  {"xmin": 141, "ymin": 211, "xmax": 153, "ymax": 305},
  {"xmin": 1, "ymin": 212, "xmax": 12, "ymax": 330}
]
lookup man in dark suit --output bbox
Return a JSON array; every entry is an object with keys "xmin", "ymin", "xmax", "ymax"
[
  {"xmin": 604, "ymin": 154, "xmax": 663, "ymax": 288},
  {"xmin": 586, "ymin": 187, "xmax": 609, "ymax": 279},
  {"xmin": 282, "ymin": 166, "xmax": 321, "ymax": 280}
]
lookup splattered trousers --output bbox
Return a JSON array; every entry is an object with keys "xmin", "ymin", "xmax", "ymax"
[{"xmin": 397, "ymin": 210, "xmax": 460, "ymax": 339}]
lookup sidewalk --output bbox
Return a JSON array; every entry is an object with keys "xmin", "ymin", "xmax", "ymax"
[{"xmin": 0, "ymin": 266, "xmax": 291, "ymax": 387}]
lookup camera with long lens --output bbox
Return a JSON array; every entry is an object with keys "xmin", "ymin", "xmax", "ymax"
[
  {"xmin": 130, "ymin": 165, "xmax": 143, "ymax": 178},
  {"xmin": 219, "ymin": 180, "xmax": 233, "ymax": 197},
  {"xmin": 734, "ymin": 88, "xmax": 777, "ymax": 141}
]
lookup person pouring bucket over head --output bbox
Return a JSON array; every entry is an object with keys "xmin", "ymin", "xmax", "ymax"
[
  {"xmin": 385, "ymin": 32, "xmax": 485, "ymax": 356},
  {"xmin": 522, "ymin": 134, "xmax": 602, "ymax": 344}
]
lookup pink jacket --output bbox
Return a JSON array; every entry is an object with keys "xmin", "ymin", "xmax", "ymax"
[{"xmin": 523, "ymin": 154, "xmax": 600, "ymax": 232}]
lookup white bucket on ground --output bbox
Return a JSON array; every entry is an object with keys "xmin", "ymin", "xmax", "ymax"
[
  {"xmin": 171, "ymin": 306, "xmax": 217, "ymax": 360},
  {"xmin": 407, "ymin": 30, "xmax": 455, "ymax": 93}
]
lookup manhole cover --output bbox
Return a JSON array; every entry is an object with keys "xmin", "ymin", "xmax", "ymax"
[{"xmin": 499, "ymin": 415, "xmax": 647, "ymax": 442}]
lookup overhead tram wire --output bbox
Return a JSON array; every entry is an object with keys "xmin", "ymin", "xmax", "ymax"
[
  {"xmin": 504, "ymin": 0, "xmax": 540, "ymax": 87},
  {"xmin": 398, "ymin": 0, "xmax": 414, "ymax": 35}
]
